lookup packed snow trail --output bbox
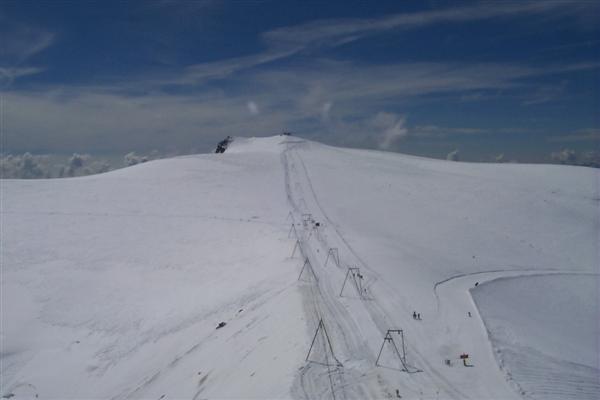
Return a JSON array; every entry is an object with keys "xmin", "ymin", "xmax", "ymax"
[
  {"xmin": 283, "ymin": 144, "xmax": 383, "ymax": 399},
  {"xmin": 283, "ymin": 141, "xmax": 484, "ymax": 399}
]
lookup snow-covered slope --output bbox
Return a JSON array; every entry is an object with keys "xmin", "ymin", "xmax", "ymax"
[
  {"xmin": 1, "ymin": 136, "xmax": 598, "ymax": 399},
  {"xmin": 472, "ymin": 274, "xmax": 599, "ymax": 400}
]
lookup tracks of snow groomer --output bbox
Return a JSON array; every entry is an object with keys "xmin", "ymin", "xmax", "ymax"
[{"xmin": 282, "ymin": 141, "xmax": 475, "ymax": 400}]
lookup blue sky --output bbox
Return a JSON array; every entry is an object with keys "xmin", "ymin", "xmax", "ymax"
[{"xmin": 1, "ymin": 0, "xmax": 599, "ymax": 163}]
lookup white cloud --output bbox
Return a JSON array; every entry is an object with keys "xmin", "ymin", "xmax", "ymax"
[
  {"xmin": 0, "ymin": 27, "xmax": 55, "ymax": 63},
  {"xmin": 0, "ymin": 152, "xmax": 114, "ymax": 179},
  {"xmin": 247, "ymin": 101, "xmax": 260, "ymax": 115},
  {"xmin": 0, "ymin": 18, "xmax": 55, "ymax": 86},
  {"xmin": 3, "ymin": 57, "xmax": 596, "ymax": 155},
  {"xmin": 3, "ymin": 55, "xmax": 597, "ymax": 155},
  {"xmin": 260, "ymin": 1, "xmax": 584, "ymax": 54},
  {"xmin": 550, "ymin": 148, "xmax": 600, "ymax": 167},
  {"xmin": 321, "ymin": 102, "xmax": 333, "ymax": 120},
  {"xmin": 409, "ymin": 125, "xmax": 489, "ymax": 138},
  {"xmin": 0, "ymin": 66, "xmax": 45, "ymax": 86},
  {"xmin": 372, "ymin": 112, "xmax": 408, "ymax": 149},
  {"xmin": 522, "ymin": 81, "xmax": 568, "ymax": 105},
  {"xmin": 0, "ymin": 152, "xmax": 45, "ymax": 178},
  {"xmin": 2, "ymin": 89, "xmax": 291, "ymax": 153},
  {"xmin": 2, "ymin": 1, "xmax": 597, "ymax": 158},
  {"xmin": 447, "ymin": 149, "xmax": 460, "ymax": 161},
  {"xmin": 175, "ymin": 48, "xmax": 300, "ymax": 84},
  {"xmin": 548, "ymin": 129, "xmax": 600, "ymax": 142},
  {"xmin": 153, "ymin": 1, "xmax": 596, "ymax": 86},
  {"xmin": 144, "ymin": 0, "xmax": 219, "ymax": 14}
]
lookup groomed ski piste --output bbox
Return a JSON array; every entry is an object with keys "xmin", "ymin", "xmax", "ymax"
[{"xmin": 1, "ymin": 135, "xmax": 598, "ymax": 399}]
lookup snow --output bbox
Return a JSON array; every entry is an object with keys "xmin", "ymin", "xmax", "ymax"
[
  {"xmin": 2, "ymin": 147, "xmax": 307, "ymax": 399},
  {"xmin": 472, "ymin": 274, "xmax": 600, "ymax": 399},
  {"xmin": 1, "ymin": 135, "xmax": 598, "ymax": 399}
]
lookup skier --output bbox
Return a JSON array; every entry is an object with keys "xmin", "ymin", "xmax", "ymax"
[
  {"xmin": 417, "ymin": 313, "xmax": 421, "ymax": 320},
  {"xmin": 412, "ymin": 311, "xmax": 417, "ymax": 320},
  {"xmin": 468, "ymin": 311, "xmax": 472, "ymax": 317}
]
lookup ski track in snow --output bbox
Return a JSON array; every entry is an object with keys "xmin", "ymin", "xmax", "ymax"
[
  {"xmin": 283, "ymin": 142, "xmax": 474, "ymax": 400},
  {"xmin": 1, "ymin": 210, "xmax": 286, "ymax": 228},
  {"xmin": 111, "ymin": 282, "xmax": 295, "ymax": 400},
  {"xmin": 280, "ymin": 139, "xmax": 592, "ymax": 400},
  {"xmin": 290, "ymin": 145, "xmax": 473, "ymax": 398}
]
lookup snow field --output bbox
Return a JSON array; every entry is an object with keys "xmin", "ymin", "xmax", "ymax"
[
  {"xmin": 281, "ymin": 139, "xmax": 598, "ymax": 399},
  {"xmin": 2, "ymin": 135, "xmax": 598, "ymax": 399},
  {"xmin": 1, "ymin": 144, "xmax": 309, "ymax": 399}
]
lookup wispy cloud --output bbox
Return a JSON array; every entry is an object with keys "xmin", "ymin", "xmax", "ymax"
[
  {"xmin": 548, "ymin": 129, "xmax": 600, "ymax": 143},
  {"xmin": 2, "ymin": 88, "xmax": 290, "ymax": 153},
  {"xmin": 0, "ymin": 17, "xmax": 55, "ymax": 63},
  {"xmin": 247, "ymin": 100, "xmax": 260, "ymax": 115},
  {"xmin": 4, "ymin": 57, "xmax": 598, "ymax": 154},
  {"xmin": 3, "ymin": 1, "xmax": 598, "ymax": 157},
  {"xmin": 321, "ymin": 102, "xmax": 333, "ymax": 121},
  {"xmin": 143, "ymin": 0, "xmax": 218, "ymax": 13},
  {"xmin": 0, "ymin": 30, "xmax": 54, "ymax": 64},
  {"xmin": 246, "ymin": 60, "xmax": 597, "ymax": 113},
  {"xmin": 165, "ymin": 1, "xmax": 596, "ymax": 85},
  {"xmin": 363, "ymin": 114, "xmax": 490, "ymax": 150},
  {"xmin": 177, "ymin": 47, "xmax": 301, "ymax": 83},
  {"xmin": 0, "ymin": 16, "xmax": 55, "ymax": 86},
  {"xmin": 0, "ymin": 66, "xmax": 45, "ymax": 83},
  {"xmin": 408, "ymin": 125, "xmax": 489, "ymax": 138},
  {"xmin": 372, "ymin": 112, "xmax": 408, "ymax": 149},
  {"xmin": 261, "ymin": 1, "xmax": 573, "ymax": 49},
  {"xmin": 446, "ymin": 149, "xmax": 460, "ymax": 161},
  {"xmin": 522, "ymin": 81, "xmax": 568, "ymax": 105}
]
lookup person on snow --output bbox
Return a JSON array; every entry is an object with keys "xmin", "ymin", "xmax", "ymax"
[{"xmin": 413, "ymin": 311, "xmax": 417, "ymax": 319}]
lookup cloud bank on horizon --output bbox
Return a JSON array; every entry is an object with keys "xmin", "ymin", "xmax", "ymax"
[{"xmin": 0, "ymin": 0, "xmax": 599, "ymax": 167}]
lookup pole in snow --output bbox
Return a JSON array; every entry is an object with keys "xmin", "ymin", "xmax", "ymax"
[
  {"xmin": 375, "ymin": 329, "xmax": 410, "ymax": 372},
  {"xmin": 324, "ymin": 248, "xmax": 340, "ymax": 267},
  {"xmin": 291, "ymin": 240, "xmax": 302, "ymax": 258},
  {"xmin": 298, "ymin": 258, "xmax": 318, "ymax": 282},
  {"xmin": 288, "ymin": 223, "xmax": 298, "ymax": 239},
  {"xmin": 306, "ymin": 319, "xmax": 343, "ymax": 367},
  {"xmin": 339, "ymin": 267, "xmax": 365, "ymax": 298}
]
